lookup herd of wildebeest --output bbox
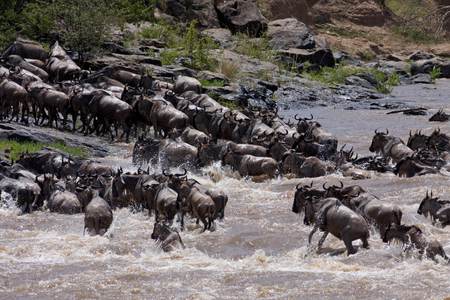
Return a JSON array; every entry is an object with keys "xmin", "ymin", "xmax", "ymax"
[{"xmin": 0, "ymin": 38, "xmax": 449, "ymax": 258}]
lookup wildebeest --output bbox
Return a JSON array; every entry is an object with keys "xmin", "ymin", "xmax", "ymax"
[
  {"xmin": 151, "ymin": 222, "xmax": 185, "ymax": 252},
  {"xmin": 132, "ymin": 137, "xmax": 198, "ymax": 168},
  {"xmin": 152, "ymin": 182, "xmax": 179, "ymax": 224},
  {"xmin": 174, "ymin": 76, "xmax": 202, "ymax": 95},
  {"xmin": 383, "ymin": 224, "xmax": 449, "ymax": 262},
  {"xmin": 87, "ymin": 90, "xmax": 132, "ymax": 140},
  {"xmin": 176, "ymin": 179, "xmax": 216, "ymax": 232},
  {"xmin": 6, "ymin": 55, "xmax": 48, "ymax": 80},
  {"xmin": 0, "ymin": 76, "xmax": 29, "ymax": 122},
  {"xmin": 2, "ymin": 38, "xmax": 48, "ymax": 61},
  {"xmin": 347, "ymin": 193, "xmax": 402, "ymax": 238},
  {"xmin": 46, "ymin": 41, "xmax": 81, "ymax": 81},
  {"xmin": 149, "ymin": 98, "xmax": 189, "ymax": 137},
  {"xmin": 429, "ymin": 109, "xmax": 449, "ymax": 122},
  {"xmin": 305, "ymin": 197, "xmax": 370, "ymax": 255},
  {"xmin": 417, "ymin": 191, "xmax": 450, "ymax": 225},
  {"xmin": 369, "ymin": 129, "xmax": 414, "ymax": 163},
  {"xmin": 84, "ymin": 188, "xmax": 113, "ymax": 236},
  {"xmin": 222, "ymin": 149, "xmax": 278, "ymax": 178}
]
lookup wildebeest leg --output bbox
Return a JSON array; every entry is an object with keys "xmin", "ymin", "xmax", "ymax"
[
  {"xmin": 317, "ymin": 232, "xmax": 329, "ymax": 250},
  {"xmin": 308, "ymin": 224, "xmax": 319, "ymax": 245},
  {"xmin": 342, "ymin": 231, "xmax": 357, "ymax": 255},
  {"xmin": 362, "ymin": 237, "xmax": 370, "ymax": 249},
  {"xmin": 201, "ymin": 217, "xmax": 208, "ymax": 232}
]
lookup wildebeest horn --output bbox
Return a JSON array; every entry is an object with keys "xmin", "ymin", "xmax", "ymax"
[
  {"xmin": 296, "ymin": 183, "xmax": 302, "ymax": 190},
  {"xmin": 323, "ymin": 182, "xmax": 328, "ymax": 190},
  {"xmin": 310, "ymin": 181, "xmax": 313, "ymax": 187},
  {"xmin": 339, "ymin": 181, "xmax": 344, "ymax": 188},
  {"xmin": 294, "ymin": 114, "xmax": 301, "ymax": 121},
  {"xmin": 385, "ymin": 129, "xmax": 389, "ymax": 135},
  {"xmin": 409, "ymin": 130, "xmax": 412, "ymax": 137},
  {"xmin": 162, "ymin": 169, "xmax": 171, "ymax": 177},
  {"xmin": 375, "ymin": 128, "xmax": 380, "ymax": 134}
]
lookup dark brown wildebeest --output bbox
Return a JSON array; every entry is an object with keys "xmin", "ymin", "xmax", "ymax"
[
  {"xmin": 305, "ymin": 197, "xmax": 370, "ymax": 255},
  {"xmin": 418, "ymin": 191, "xmax": 450, "ymax": 225},
  {"xmin": 46, "ymin": 41, "xmax": 81, "ymax": 81},
  {"xmin": 84, "ymin": 188, "xmax": 113, "ymax": 236},
  {"xmin": 151, "ymin": 222, "xmax": 185, "ymax": 252},
  {"xmin": 0, "ymin": 76, "xmax": 29, "ymax": 122},
  {"xmin": 2, "ymin": 38, "xmax": 48, "ymax": 60},
  {"xmin": 369, "ymin": 129, "xmax": 414, "ymax": 163},
  {"xmin": 222, "ymin": 149, "xmax": 278, "ymax": 178},
  {"xmin": 383, "ymin": 224, "xmax": 449, "ymax": 262},
  {"xmin": 6, "ymin": 55, "xmax": 48, "ymax": 80},
  {"xmin": 149, "ymin": 98, "xmax": 189, "ymax": 138},
  {"xmin": 176, "ymin": 179, "xmax": 216, "ymax": 232},
  {"xmin": 347, "ymin": 193, "xmax": 403, "ymax": 238}
]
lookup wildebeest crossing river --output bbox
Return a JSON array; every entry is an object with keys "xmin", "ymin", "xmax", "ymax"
[{"xmin": 1, "ymin": 81, "xmax": 450, "ymax": 299}]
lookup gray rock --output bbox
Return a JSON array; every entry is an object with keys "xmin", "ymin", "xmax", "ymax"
[
  {"xmin": 277, "ymin": 48, "xmax": 335, "ymax": 68},
  {"xmin": 267, "ymin": 18, "xmax": 315, "ymax": 50},
  {"xmin": 202, "ymin": 28, "xmax": 233, "ymax": 48},
  {"xmin": 409, "ymin": 51, "xmax": 435, "ymax": 61},
  {"xmin": 156, "ymin": 0, "xmax": 220, "ymax": 28},
  {"xmin": 344, "ymin": 75, "xmax": 375, "ymax": 90},
  {"xmin": 215, "ymin": 0, "xmax": 268, "ymax": 37},
  {"xmin": 411, "ymin": 73, "xmax": 432, "ymax": 84},
  {"xmin": 197, "ymin": 71, "xmax": 229, "ymax": 84},
  {"xmin": 411, "ymin": 58, "xmax": 450, "ymax": 78}
]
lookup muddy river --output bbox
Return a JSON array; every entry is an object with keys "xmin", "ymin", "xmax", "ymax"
[{"xmin": 1, "ymin": 80, "xmax": 450, "ymax": 299}]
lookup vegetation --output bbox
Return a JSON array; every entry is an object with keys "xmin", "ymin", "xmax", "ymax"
[
  {"xmin": 199, "ymin": 79, "xmax": 226, "ymax": 88},
  {"xmin": 143, "ymin": 20, "xmax": 218, "ymax": 70},
  {"xmin": 303, "ymin": 65, "xmax": 400, "ymax": 94},
  {"xmin": 233, "ymin": 33, "xmax": 275, "ymax": 62},
  {"xmin": 0, "ymin": 140, "xmax": 88, "ymax": 161},
  {"xmin": 216, "ymin": 59, "xmax": 241, "ymax": 81},
  {"xmin": 0, "ymin": 0, "xmax": 156, "ymax": 50},
  {"xmin": 430, "ymin": 66, "xmax": 442, "ymax": 82},
  {"xmin": 386, "ymin": 0, "xmax": 446, "ymax": 43}
]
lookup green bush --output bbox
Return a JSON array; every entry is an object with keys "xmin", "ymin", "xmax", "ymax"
[
  {"xmin": 199, "ymin": 79, "xmax": 225, "ymax": 87},
  {"xmin": 430, "ymin": 66, "xmax": 441, "ymax": 82},
  {"xmin": 234, "ymin": 33, "xmax": 275, "ymax": 62}
]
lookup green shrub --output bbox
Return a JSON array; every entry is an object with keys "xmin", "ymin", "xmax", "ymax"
[
  {"xmin": 140, "ymin": 22, "xmax": 182, "ymax": 47},
  {"xmin": 160, "ymin": 49, "xmax": 181, "ymax": 65},
  {"xmin": 430, "ymin": 66, "xmax": 441, "ymax": 82},
  {"xmin": 304, "ymin": 65, "xmax": 400, "ymax": 94},
  {"xmin": 199, "ymin": 79, "xmax": 225, "ymax": 87},
  {"xmin": 234, "ymin": 33, "xmax": 275, "ymax": 62},
  {"xmin": 113, "ymin": 0, "xmax": 156, "ymax": 23}
]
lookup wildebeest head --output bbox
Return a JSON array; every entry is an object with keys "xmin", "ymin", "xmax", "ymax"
[
  {"xmin": 428, "ymin": 128, "xmax": 450, "ymax": 153},
  {"xmin": 294, "ymin": 114, "xmax": 315, "ymax": 134},
  {"xmin": 407, "ymin": 130, "xmax": 428, "ymax": 151},
  {"xmin": 369, "ymin": 129, "xmax": 390, "ymax": 153},
  {"xmin": 418, "ymin": 190, "xmax": 440, "ymax": 217}
]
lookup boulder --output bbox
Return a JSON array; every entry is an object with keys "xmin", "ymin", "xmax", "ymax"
[
  {"xmin": 215, "ymin": 0, "xmax": 268, "ymax": 37},
  {"xmin": 408, "ymin": 51, "xmax": 435, "ymax": 61},
  {"xmin": 262, "ymin": 0, "xmax": 318, "ymax": 24},
  {"xmin": 277, "ymin": 48, "xmax": 335, "ymax": 68},
  {"xmin": 411, "ymin": 73, "xmax": 433, "ymax": 84},
  {"xmin": 174, "ymin": 76, "xmax": 202, "ymax": 94},
  {"xmin": 202, "ymin": 28, "xmax": 233, "ymax": 48},
  {"xmin": 267, "ymin": 18, "xmax": 315, "ymax": 50},
  {"xmin": 411, "ymin": 58, "xmax": 450, "ymax": 78},
  {"xmin": 156, "ymin": 0, "xmax": 220, "ymax": 28},
  {"xmin": 345, "ymin": 75, "xmax": 376, "ymax": 90}
]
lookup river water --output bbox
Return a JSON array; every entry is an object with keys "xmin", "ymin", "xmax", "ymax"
[{"xmin": 1, "ymin": 81, "xmax": 450, "ymax": 299}]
